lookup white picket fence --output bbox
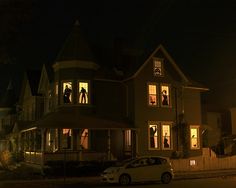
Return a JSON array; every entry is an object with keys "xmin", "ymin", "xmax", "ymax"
[{"xmin": 171, "ymin": 148, "xmax": 236, "ymax": 172}]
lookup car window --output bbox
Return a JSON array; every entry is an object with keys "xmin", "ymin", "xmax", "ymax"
[{"xmin": 149, "ymin": 157, "xmax": 162, "ymax": 165}]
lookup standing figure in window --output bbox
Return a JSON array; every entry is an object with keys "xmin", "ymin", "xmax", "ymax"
[
  {"xmin": 80, "ymin": 87, "xmax": 87, "ymax": 103},
  {"xmin": 64, "ymin": 85, "xmax": 72, "ymax": 103},
  {"xmin": 150, "ymin": 126, "xmax": 157, "ymax": 148},
  {"xmin": 164, "ymin": 132, "xmax": 169, "ymax": 148},
  {"xmin": 162, "ymin": 90, "xmax": 168, "ymax": 106}
]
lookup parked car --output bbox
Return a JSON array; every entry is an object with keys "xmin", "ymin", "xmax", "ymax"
[{"xmin": 101, "ymin": 156, "xmax": 174, "ymax": 185}]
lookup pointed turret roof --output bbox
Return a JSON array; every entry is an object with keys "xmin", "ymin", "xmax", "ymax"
[
  {"xmin": 56, "ymin": 20, "xmax": 94, "ymax": 62},
  {"xmin": 0, "ymin": 80, "xmax": 16, "ymax": 108}
]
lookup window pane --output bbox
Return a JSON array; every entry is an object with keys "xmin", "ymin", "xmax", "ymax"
[
  {"xmin": 81, "ymin": 129, "xmax": 89, "ymax": 149},
  {"xmin": 154, "ymin": 60, "xmax": 162, "ymax": 76},
  {"xmin": 63, "ymin": 82, "xmax": 72, "ymax": 104},
  {"xmin": 162, "ymin": 125, "xmax": 170, "ymax": 149},
  {"xmin": 125, "ymin": 130, "xmax": 131, "ymax": 151},
  {"xmin": 78, "ymin": 82, "xmax": 88, "ymax": 104},
  {"xmin": 62, "ymin": 129, "xmax": 72, "ymax": 149},
  {"xmin": 148, "ymin": 84, "xmax": 157, "ymax": 106},
  {"xmin": 191, "ymin": 127, "xmax": 199, "ymax": 149},
  {"xmin": 161, "ymin": 85, "xmax": 170, "ymax": 106},
  {"xmin": 149, "ymin": 124, "xmax": 158, "ymax": 149}
]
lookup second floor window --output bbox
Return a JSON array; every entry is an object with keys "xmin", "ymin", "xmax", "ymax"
[
  {"xmin": 148, "ymin": 84, "xmax": 158, "ymax": 106},
  {"xmin": 63, "ymin": 82, "xmax": 72, "ymax": 104},
  {"xmin": 78, "ymin": 81, "xmax": 89, "ymax": 104},
  {"xmin": 161, "ymin": 84, "xmax": 170, "ymax": 107}
]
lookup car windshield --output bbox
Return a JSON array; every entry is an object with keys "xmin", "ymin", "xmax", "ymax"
[{"xmin": 114, "ymin": 158, "xmax": 135, "ymax": 167}]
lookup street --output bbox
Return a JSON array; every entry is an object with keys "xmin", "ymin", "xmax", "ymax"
[{"xmin": 1, "ymin": 176, "xmax": 236, "ymax": 188}]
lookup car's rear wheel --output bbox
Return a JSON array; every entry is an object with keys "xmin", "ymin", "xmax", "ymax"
[
  {"xmin": 119, "ymin": 174, "xmax": 131, "ymax": 185},
  {"xmin": 161, "ymin": 172, "xmax": 172, "ymax": 184}
]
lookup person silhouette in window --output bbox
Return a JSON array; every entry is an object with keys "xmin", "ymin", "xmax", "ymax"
[
  {"xmin": 80, "ymin": 87, "xmax": 87, "ymax": 103},
  {"xmin": 164, "ymin": 132, "xmax": 169, "ymax": 148},
  {"xmin": 150, "ymin": 126, "xmax": 157, "ymax": 148},
  {"xmin": 162, "ymin": 90, "xmax": 168, "ymax": 106},
  {"xmin": 63, "ymin": 85, "xmax": 72, "ymax": 103}
]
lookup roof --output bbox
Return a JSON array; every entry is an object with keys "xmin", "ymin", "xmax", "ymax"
[
  {"xmin": 0, "ymin": 80, "xmax": 16, "ymax": 108},
  {"xmin": 26, "ymin": 70, "xmax": 42, "ymax": 96},
  {"xmin": 56, "ymin": 20, "xmax": 94, "ymax": 62},
  {"xmin": 34, "ymin": 106, "xmax": 133, "ymax": 130}
]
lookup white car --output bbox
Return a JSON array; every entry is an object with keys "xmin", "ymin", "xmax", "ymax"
[{"xmin": 101, "ymin": 156, "xmax": 174, "ymax": 185}]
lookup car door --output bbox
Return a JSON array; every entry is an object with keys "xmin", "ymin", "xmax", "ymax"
[{"xmin": 125, "ymin": 158, "xmax": 152, "ymax": 182}]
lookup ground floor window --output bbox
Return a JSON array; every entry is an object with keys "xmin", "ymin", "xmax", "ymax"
[
  {"xmin": 124, "ymin": 130, "xmax": 132, "ymax": 151},
  {"xmin": 190, "ymin": 125, "xmax": 200, "ymax": 149},
  {"xmin": 80, "ymin": 129, "xmax": 89, "ymax": 149},
  {"xmin": 148, "ymin": 122, "xmax": 172, "ymax": 150},
  {"xmin": 62, "ymin": 128, "xmax": 72, "ymax": 149}
]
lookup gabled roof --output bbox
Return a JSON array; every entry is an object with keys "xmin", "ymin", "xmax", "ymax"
[
  {"xmin": 123, "ymin": 44, "xmax": 208, "ymax": 91},
  {"xmin": 56, "ymin": 20, "xmax": 94, "ymax": 62}
]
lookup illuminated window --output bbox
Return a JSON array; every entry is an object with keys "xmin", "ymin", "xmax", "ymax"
[
  {"xmin": 161, "ymin": 84, "xmax": 170, "ymax": 107},
  {"xmin": 55, "ymin": 82, "xmax": 58, "ymax": 105},
  {"xmin": 148, "ymin": 83, "xmax": 158, "ymax": 106},
  {"xmin": 162, "ymin": 124, "xmax": 171, "ymax": 149},
  {"xmin": 153, "ymin": 59, "xmax": 163, "ymax": 76},
  {"xmin": 124, "ymin": 130, "xmax": 131, "ymax": 151},
  {"xmin": 62, "ymin": 81, "xmax": 72, "ymax": 104},
  {"xmin": 190, "ymin": 126, "xmax": 200, "ymax": 149},
  {"xmin": 78, "ymin": 81, "xmax": 89, "ymax": 104},
  {"xmin": 190, "ymin": 159, "xmax": 196, "ymax": 166},
  {"xmin": 149, "ymin": 124, "xmax": 159, "ymax": 149},
  {"xmin": 80, "ymin": 129, "xmax": 89, "ymax": 149},
  {"xmin": 62, "ymin": 128, "xmax": 72, "ymax": 149}
]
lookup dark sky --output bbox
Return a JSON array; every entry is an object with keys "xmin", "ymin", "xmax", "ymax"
[{"xmin": 1, "ymin": 0, "xmax": 236, "ymax": 97}]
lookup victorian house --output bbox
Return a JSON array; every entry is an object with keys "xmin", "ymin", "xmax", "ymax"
[{"xmin": 11, "ymin": 21, "xmax": 208, "ymax": 166}]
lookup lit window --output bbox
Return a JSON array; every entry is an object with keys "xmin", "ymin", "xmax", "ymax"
[
  {"xmin": 190, "ymin": 159, "xmax": 196, "ymax": 166},
  {"xmin": 78, "ymin": 81, "xmax": 89, "ymax": 104},
  {"xmin": 149, "ymin": 124, "xmax": 159, "ymax": 149},
  {"xmin": 162, "ymin": 124, "xmax": 171, "ymax": 149},
  {"xmin": 190, "ymin": 126, "xmax": 200, "ymax": 149},
  {"xmin": 148, "ymin": 84, "xmax": 157, "ymax": 106},
  {"xmin": 124, "ymin": 130, "xmax": 131, "ymax": 151},
  {"xmin": 62, "ymin": 128, "xmax": 72, "ymax": 149},
  {"xmin": 161, "ymin": 84, "xmax": 170, "ymax": 107},
  {"xmin": 80, "ymin": 129, "xmax": 89, "ymax": 149},
  {"xmin": 55, "ymin": 82, "xmax": 58, "ymax": 105},
  {"xmin": 153, "ymin": 59, "xmax": 163, "ymax": 76},
  {"xmin": 63, "ymin": 82, "xmax": 72, "ymax": 104}
]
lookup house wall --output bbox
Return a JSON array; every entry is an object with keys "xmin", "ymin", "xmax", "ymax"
[{"xmin": 230, "ymin": 107, "xmax": 236, "ymax": 135}]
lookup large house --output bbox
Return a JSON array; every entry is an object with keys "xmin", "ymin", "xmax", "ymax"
[{"xmin": 2, "ymin": 21, "xmax": 208, "ymax": 166}]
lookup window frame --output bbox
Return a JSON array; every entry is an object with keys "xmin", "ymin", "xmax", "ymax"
[
  {"xmin": 153, "ymin": 58, "xmax": 164, "ymax": 77},
  {"xmin": 160, "ymin": 83, "xmax": 171, "ymax": 108},
  {"xmin": 61, "ymin": 128, "xmax": 73, "ymax": 150},
  {"xmin": 147, "ymin": 82, "xmax": 159, "ymax": 107},
  {"xmin": 190, "ymin": 125, "xmax": 200, "ymax": 150},
  {"xmin": 148, "ymin": 121, "xmax": 160, "ymax": 150},
  {"xmin": 161, "ymin": 123, "xmax": 172, "ymax": 150},
  {"xmin": 61, "ymin": 80, "xmax": 73, "ymax": 104},
  {"xmin": 77, "ymin": 80, "xmax": 90, "ymax": 105}
]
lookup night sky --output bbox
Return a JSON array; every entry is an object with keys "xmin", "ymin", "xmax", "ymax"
[{"xmin": 1, "ymin": 0, "xmax": 236, "ymax": 99}]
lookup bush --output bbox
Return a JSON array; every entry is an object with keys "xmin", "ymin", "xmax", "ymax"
[{"xmin": 0, "ymin": 150, "xmax": 12, "ymax": 169}]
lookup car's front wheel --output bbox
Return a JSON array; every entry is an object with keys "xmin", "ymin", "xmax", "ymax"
[
  {"xmin": 119, "ymin": 174, "xmax": 131, "ymax": 185},
  {"xmin": 161, "ymin": 172, "xmax": 172, "ymax": 184}
]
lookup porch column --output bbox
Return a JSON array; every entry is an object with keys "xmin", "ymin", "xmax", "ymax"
[
  {"xmin": 41, "ymin": 128, "xmax": 45, "ymax": 166},
  {"xmin": 107, "ymin": 129, "xmax": 111, "ymax": 160},
  {"xmin": 131, "ymin": 130, "xmax": 137, "ymax": 158}
]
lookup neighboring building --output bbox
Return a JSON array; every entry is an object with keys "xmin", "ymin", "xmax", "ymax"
[
  {"xmin": 6, "ymin": 21, "xmax": 208, "ymax": 166},
  {"xmin": 0, "ymin": 81, "xmax": 17, "ymax": 152}
]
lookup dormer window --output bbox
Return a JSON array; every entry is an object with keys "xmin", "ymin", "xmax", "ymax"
[
  {"xmin": 153, "ymin": 59, "xmax": 163, "ymax": 76},
  {"xmin": 62, "ymin": 81, "xmax": 72, "ymax": 104},
  {"xmin": 78, "ymin": 81, "xmax": 89, "ymax": 104}
]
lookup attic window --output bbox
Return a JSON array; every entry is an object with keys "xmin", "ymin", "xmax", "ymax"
[{"xmin": 153, "ymin": 59, "xmax": 163, "ymax": 76}]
